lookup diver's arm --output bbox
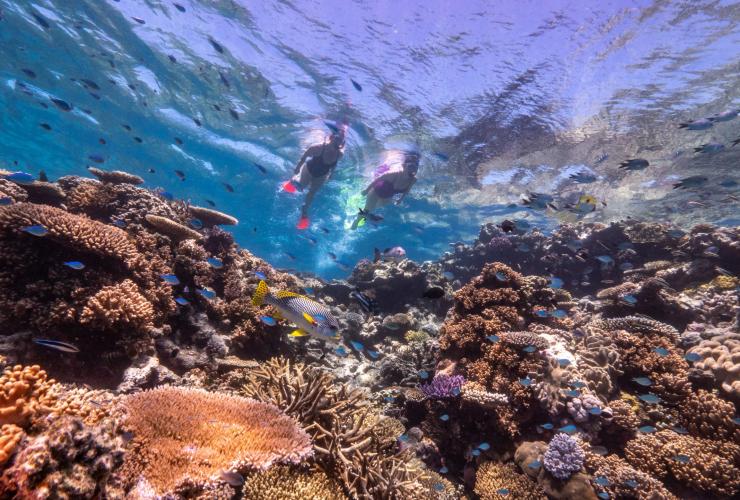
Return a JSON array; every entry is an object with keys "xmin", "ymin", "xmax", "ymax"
[
  {"xmin": 395, "ymin": 178, "xmax": 416, "ymax": 204},
  {"xmin": 294, "ymin": 145, "xmax": 320, "ymax": 174}
]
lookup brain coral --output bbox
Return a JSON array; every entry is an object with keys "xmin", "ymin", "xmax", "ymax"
[{"xmin": 120, "ymin": 386, "xmax": 312, "ymax": 495}]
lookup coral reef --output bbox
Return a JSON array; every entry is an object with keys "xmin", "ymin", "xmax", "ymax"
[
  {"xmin": 0, "ymin": 364, "xmax": 58, "ymax": 427},
  {"xmin": 241, "ymin": 465, "xmax": 345, "ymax": 499},
  {"xmin": 474, "ymin": 461, "xmax": 546, "ymax": 499},
  {"xmin": 543, "ymin": 433, "xmax": 584, "ymax": 480}
]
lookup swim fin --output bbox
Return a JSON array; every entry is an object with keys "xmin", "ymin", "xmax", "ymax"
[
  {"xmin": 283, "ymin": 180, "xmax": 297, "ymax": 193},
  {"xmin": 297, "ymin": 216, "xmax": 309, "ymax": 230}
]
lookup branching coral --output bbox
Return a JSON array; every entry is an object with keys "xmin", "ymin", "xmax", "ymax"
[
  {"xmin": 241, "ymin": 465, "xmax": 345, "ymax": 500},
  {"xmin": 0, "ymin": 365, "xmax": 58, "ymax": 427},
  {"xmin": 474, "ymin": 461, "xmax": 546, "ymax": 499},
  {"xmin": 0, "ymin": 423, "xmax": 23, "ymax": 465},
  {"xmin": 80, "ymin": 279, "xmax": 155, "ymax": 333},
  {"xmin": 420, "ymin": 374, "xmax": 465, "ymax": 399},
  {"xmin": 543, "ymin": 433, "xmax": 584, "ymax": 480},
  {"xmin": 676, "ymin": 389, "xmax": 738, "ymax": 442},
  {"xmin": 120, "ymin": 386, "xmax": 312, "ymax": 495}
]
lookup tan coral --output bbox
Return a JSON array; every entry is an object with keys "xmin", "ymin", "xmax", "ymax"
[
  {"xmin": 18, "ymin": 181, "xmax": 66, "ymax": 204},
  {"xmin": 120, "ymin": 386, "xmax": 312, "ymax": 495},
  {"xmin": 86, "ymin": 167, "xmax": 143, "ymax": 185},
  {"xmin": 0, "ymin": 178, "xmax": 29, "ymax": 203},
  {"xmin": 501, "ymin": 331, "xmax": 550, "ymax": 351},
  {"xmin": 677, "ymin": 389, "xmax": 738, "ymax": 442},
  {"xmin": 460, "ymin": 380, "xmax": 509, "ymax": 409},
  {"xmin": 0, "ymin": 365, "xmax": 59, "ymax": 427},
  {"xmin": 241, "ymin": 465, "xmax": 345, "ymax": 500},
  {"xmin": 583, "ymin": 448, "xmax": 678, "ymax": 500},
  {"xmin": 687, "ymin": 333, "xmax": 740, "ymax": 400},
  {"xmin": 188, "ymin": 205, "xmax": 239, "ymax": 226},
  {"xmin": 589, "ymin": 316, "xmax": 679, "ymax": 341},
  {"xmin": 145, "ymin": 214, "xmax": 203, "ymax": 241},
  {"xmin": 80, "ymin": 279, "xmax": 155, "ymax": 332},
  {"xmin": 474, "ymin": 461, "xmax": 546, "ymax": 500},
  {"xmin": 0, "ymin": 424, "xmax": 23, "ymax": 465}
]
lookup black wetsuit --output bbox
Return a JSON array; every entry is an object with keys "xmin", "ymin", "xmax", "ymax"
[{"xmin": 306, "ymin": 144, "xmax": 338, "ymax": 177}]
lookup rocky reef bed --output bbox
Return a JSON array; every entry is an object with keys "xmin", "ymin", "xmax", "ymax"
[{"xmin": 0, "ymin": 170, "xmax": 738, "ymax": 499}]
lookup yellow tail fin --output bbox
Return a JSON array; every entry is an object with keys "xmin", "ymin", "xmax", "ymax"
[{"xmin": 252, "ymin": 280, "xmax": 269, "ymax": 306}]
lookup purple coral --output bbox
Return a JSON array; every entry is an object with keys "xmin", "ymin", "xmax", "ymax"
[
  {"xmin": 543, "ymin": 433, "xmax": 584, "ymax": 480},
  {"xmin": 420, "ymin": 374, "xmax": 465, "ymax": 399}
]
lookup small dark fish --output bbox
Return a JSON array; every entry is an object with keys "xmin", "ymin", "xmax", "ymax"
[
  {"xmin": 148, "ymin": 168, "xmax": 155, "ymax": 174},
  {"xmin": 223, "ymin": 182, "xmax": 234, "ymax": 192},
  {"xmin": 21, "ymin": 68, "xmax": 36, "ymax": 78},
  {"xmin": 254, "ymin": 163, "xmax": 267, "ymax": 174},
  {"xmin": 189, "ymin": 219, "xmax": 203, "ymax": 229},
  {"xmin": 693, "ymin": 143, "xmax": 725, "ymax": 154},
  {"xmin": 285, "ymin": 253, "xmax": 296, "ymax": 261},
  {"xmin": 433, "ymin": 151, "xmax": 449, "ymax": 161},
  {"xmin": 174, "ymin": 137, "xmax": 183, "ymax": 145},
  {"xmin": 193, "ymin": 118, "xmax": 202, "ymax": 126},
  {"xmin": 422, "ymin": 287, "xmax": 445, "ymax": 299},
  {"xmin": 213, "ymin": 104, "xmax": 222, "ymax": 111},
  {"xmin": 33, "ymin": 338, "xmax": 79, "ymax": 353},
  {"xmin": 350, "ymin": 78, "xmax": 362, "ymax": 91},
  {"xmin": 219, "ymin": 471, "xmax": 244, "ymax": 487},
  {"xmin": 80, "ymin": 78, "xmax": 100, "ymax": 90},
  {"xmin": 205, "ymin": 199, "xmax": 216, "ymax": 207},
  {"xmin": 569, "ymin": 171, "xmax": 597, "ymax": 183},
  {"xmin": 594, "ymin": 152, "xmax": 609, "ymax": 164},
  {"xmin": 229, "ymin": 108, "xmax": 239, "ymax": 120},
  {"xmin": 38, "ymin": 170, "xmax": 48, "ymax": 182},
  {"xmin": 122, "ymin": 124, "xmax": 131, "ymax": 131},
  {"xmin": 88, "ymin": 154, "xmax": 105, "ymax": 163},
  {"xmin": 131, "ymin": 16, "xmax": 146, "ymax": 24},
  {"xmin": 350, "ymin": 290, "xmax": 378, "ymax": 314},
  {"xmin": 673, "ymin": 175, "xmax": 708, "ymax": 190},
  {"xmin": 50, "ymin": 97, "xmax": 72, "ymax": 111},
  {"xmin": 678, "ymin": 118, "xmax": 713, "ymax": 130},
  {"xmin": 99, "ymin": 138, "xmax": 106, "ymax": 145},
  {"xmin": 168, "ymin": 54, "xmax": 177, "ymax": 63},
  {"xmin": 500, "ymin": 219, "xmax": 516, "ymax": 233},
  {"xmin": 40, "ymin": 123, "xmax": 51, "ymax": 130},
  {"xmin": 619, "ymin": 158, "xmax": 649, "ymax": 171},
  {"xmin": 31, "ymin": 12, "xmax": 50, "ymax": 29},
  {"xmin": 209, "ymin": 37, "xmax": 224, "ymax": 53},
  {"xmin": 220, "ymin": 71, "xmax": 231, "ymax": 88},
  {"xmin": 174, "ymin": 169, "xmax": 186, "ymax": 180},
  {"xmin": 133, "ymin": 136, "xmax": 142, "ymax": 143}
]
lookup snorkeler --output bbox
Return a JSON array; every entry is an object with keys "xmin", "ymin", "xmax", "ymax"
[
  {"xmin": 285, "ymin": 128, "xmax": 346, "ymax": 229},
  {"xmin": 351, "ymin": 152, "xmax": 419, "ymax": 229}
]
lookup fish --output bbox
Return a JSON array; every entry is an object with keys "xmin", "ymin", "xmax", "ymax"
[
  {"xmin": 673, "ymin": 175, "xmax": 708, "ymax": 190},
  {"xmin": 40, "ymin": 123, "xmax": 51, "ymax": 131},
  {"xmin": 632, "ymin": 377, "xmax": 652, "ymax": 387},
  {"xmin": 596, "ymin": 255, "xmax": 614, "ymax": 265},
  {"xmin": 33, "ymin": 339, "xmax": 80, "ymax": 353},
  {"xmin": 495, "ymin": 271, "xmax": 508, "ymax": 282},
  {"xmin": 678, "ymin": 118, "xmax": 713, "ymax": 130},
  {"xmin": 255, "ymin": 271, "xmax": 267, "ymax": 280},
  {"xmin": 541, "ymin": 423, "xmax": 554, "ymax": 430},
  {"xmin": 3, "ymin": 171, "xmax": 35, "ymax": 184},
  {"xmin": 230, "ymin": 109, "xmax": 239, "ymax": 120},
  {"xmin": 50, "ymin": 97, "xmax": 72, "ymax": 111},
  {"xmin": 132, "ymin": 16, "xmax": 146, "ymax": 24},
  {"xmin": 478, "ymin": 442, "xmax": 491, "ymax": 451},
  {"xmin": 88, "ymin": 155, "xmax": 105, "ymax": 164},
  {"xmin": 732, "ymin": 417, "xmax": 740, "ymax": 425},
  {"xmin": 252, "ymin": 281, "xmax": 341, "ymax": 343},
  {"xmin": 174, "ymin": 137, "xmax": 183, "ymax": 145},
  {"xmin": 207, "ymin": 257, "xmax": 224, "ymax": 269},
  {"xmin": 160, "ymin": 274, "xmax": 180, "ymax": 285},
  {"xmin": 374, "ymin": 246, "xmax": 406, "ymax": 263},
  {"xmin": 22, "ymin": 225, "xmax": 49, "ymax": 237},
  {"xmin": 568, "ymin": 194, "xmax": 599, "ymax": 214},
  {"xmin": 672, "ymin": 426, "xmax": 689, "ymax": 434},
  {"xmin": 22, "ymin": 68, "xmax": 36, "ymax": 78},
  {"xmin": 549, "ymin": 277, "xmax": 564, "ymax": 289},
  {"xmin": 350, "ymin": 78, "xmax": 362, "ymax": 91},
  {"xmin": 638, "ymin": 393, "xmax": 661, "ymax": 404},
  {"xmin": 673, "ymin": 454, "xmax": 690, "ymax": 464},
  {"xmin": 303, "ymin": 288, "xmax": 314, "ymax": 295},
  {"xmin": 557, "ymin": 358, "xmax": 571, "ymax": 368},
  {"xmin": 175, "ymin": 297, "xmax": 189, "ymax": 306},
  {"xmin": 516, "ymin": 243, "xmax": 531, "ymax": 252},
  {"xmin": 521, "ymin": 192, "xmax": 555, "ymax": 211},
  {"xmin": 590, "ymin": 445, "xmax": 608, "ymax": 456},
  {"xmin": 569, "ymin": 171, "xmax": 597, "ymax": 183},
  {"xmin": 564, "ymin": 389, "xmax": 580, "ymax": 397},
  {"xmin": 619, "ymin": 158, "xmax": 649, "ymax": 171},
  {"xmin": 534, "ymin": 309, "xmax": 549, "ymax": 318},
  {"xmin": 594, "ymin": 476, "xmax": 610, "ymax": 487},
  {"xmin": 209, "ymin": 37, "xmax": 224, "ymax": 54},
  {"xmin": 259, "ymin": 315, "xmax": 276, "ymax": 326},
  {"xmin": 496, "ymin": 489, "xmax": 510, "ymax": 496},
  {"xmin": 112, "ymin": 219, "xmax": 126, "ymax": 228},
  {"xmin": 589, "ymin": 407, "xmax": 602, "ymax": 416},
  {"xmin": 439, "ymin": 466, "xmax": 449, "ymax": 473},
  {"xmin": 442, "ymin": 271, "xmax": 455, "ymax": 280},
  {"xmin": 486, "ymin": 335, "xmax": 500, "ymax": 343},
  {"xmin": 570, "ymin": 381, "xmax": 587, "ymax": 388},
  {"xmin": 622, "ymin": 294, "xmax": 637, "ymax": 304},
  {"xmin": 335, "ymin": 346, "xmax": 348, "ymax": 356},
  {"xmin": 205, "ymin": 199, "xmax": 216, "ymax": 207},
  {"xmin": 684, "ymin": 352, "xmax": 701, "ymax": 362},
  {"xmin": 439, "ymin": 414, "xmax": 450, "ymax": 422},
  {"xmin": 418, "ymin": 370, "xmax": 429, "ymax": 379},
  {"xmin": 594, "ymin": 152, "xmax": 609, "ymax": 164},
  {"xmin": 189, "ymin": 219, "xmax": 204, "ymax": 230},
  {"xmin": 527, "ymin": 460, "xmax": 541, "ymax": 469},
  {"xmin": 710, "ymin": 109, "xmax": 739, "ymax": 122},
  {"xmin": 349, "ymin": 340, "xmax": 364, "ymax": 351},
  {"xmin": 522, "ymin": 345, "xmax": 537, "ymax": 353},
  {"xmin": 359, "ymin": 209, "xmax": 384, "ymax": 223},
  {"xmin": 0, "ymin": 197, "xmax": 12, "ymax": 206},
  {"xmin": 223, "ymin": 183, "xmax": 235, "ymax": 192},
  {"xmin": 193, "ymin": 118, "xmax": 202, "ymax": 127},
  {"xmin": 597, "ymin": 493, "xmax": 609, "ymax": 499},
  {"xmin": 173, "ymin": 3, "xmax": 186, "ymax": 12},
  {"xmin": 550, "ymin": 309, "xmax": 567, "ymax": 318},
  {"xmin": 174, "ymin": 169, "xmax": 186, "ymax": 180},
  {"xmin": 519, "ymin": 377, "xmax": 533, "ymax": 387},
  {"xmin": 367, "ymin": 350, "xmax": 379, "ymax": 359},
  {"xmin": 654, "ymin": 347, "xmax": 669, "ymax": 356},
  {"xmin": 694, "ymin": 143, "xmax": 725, "ymax": 154},
  {"xmin": 433, "ymin": 482, "xmax": 445, "ymax": 492},
  {"xmin": 197, "ymin": 288, "xmax": 217, "ymax": 300},
  {"xmin": 133, "ymin": 137, "xmax": 143, "ymax": 143},
  {"xmin": 254, "ymin": 163, "xmax": 267, "ymax": 175},
  {"xmin": 63, "ymin": 261, "xmax": 85, "ymax": 270},
  {"xmin": 349, "ymin": 291, "xmax": 379, "ymax": 314},
  {"xmin": 38, "ymin": 171, "xmax": 48, "ymax": 182},
  {"xmin": 471, "ymin": 449, "xmax": 481, "ymax": 456},
  {"xmin": 289, "ymin": 330, "xmax": 309, "ymax": 337},
  {"xmin": 623, "ymin": 479, "xmax": 639, "ymax": 488},
  {"xmin": 218, "ymin": 471, "xmax": 244, "ymax": 487},
  {"xmin": 558, "ymin": 424, "xmax": 577, "ymax": 433}
]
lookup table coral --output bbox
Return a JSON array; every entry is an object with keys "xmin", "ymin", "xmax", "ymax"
[
  {"xmin": 86, "ymin": 167, "xmax": 144, "ymax": 185},
  {"xmin": 188, "ymin": 205, "xmax": 239, "ymax": 226},
  {"xmin": 145, "ymin": 214, "xmax": 203, "ymax": 241}
]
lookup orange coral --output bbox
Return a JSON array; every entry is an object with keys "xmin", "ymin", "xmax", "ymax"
[
  {"xmin": 0, "ymin": 365, "xmax": 58, "ymax": 427},
  {"xmin": 87, "ymin": 167, "xmax": 144, "ymax": 185},
  {"xmin": 677, "ymin": 390, "xmax": 738, "ymax": 442},
  {"xmin": 120, "ymin": 386, "xmax": 312, "ymax": 495},
  {"xmin": 80, "ymin": 279, "xmax": 155, "ymax": 333},
  {"xmin": 0, "ymin": 424, "xmax": 23, "ymax": 465}
]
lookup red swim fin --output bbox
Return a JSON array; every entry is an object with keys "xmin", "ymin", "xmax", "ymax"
[
  {"xmin": 283, "ymin": 180, "xmax": 297, "ymax": 193},
  {"xmin": 296, "ymin": 216, "xmax": 309, "ymax": 230}
]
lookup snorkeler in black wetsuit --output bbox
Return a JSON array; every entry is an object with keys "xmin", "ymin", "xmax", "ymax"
[{"xmin": 288, "ymin": 129, "xmax": 345, "ymax": 228}]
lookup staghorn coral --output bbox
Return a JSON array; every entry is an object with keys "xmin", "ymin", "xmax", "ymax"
[
  {"xmin": 241, "ymin": 465, "xmax": 345, "ymax": 500},
  {"xmin": 145, "ymin": 214, "xmax": 203, "ymax": 241},
  {"xmin": 474, "ymin": 461, "xmax": 546, "ymax": 500},
  {"xmin": 0, "ymin": 364, "xmax": 58, "ymax": 427},
  {"xmin": 419, "ymin": 374, "xmax": 465, "ymax": 399},
  {"xmin": 0, "ymin": 423, "xmax": 23, "ymax": 465},
  {"xmin": 80, "ymin": 279, "xmax": 155, "ymax": 333},
  {"xmin": 86, "ymin": 167, "xmax": 143, "ymax": 185},
  {"xmin": 625, "ymin": 430, "xmax": 740, "ymax": 498},
  {"xmin": 543, "ymin": 433, "xmax": 584, "ymax": 480},
  {"xmin": 120, "ymin": 386, "xmax": 312, "ymax": 495},
  {"xmin": 188, "ymin": 205, "xmax": 239, "ymax": 226},
  {"xmin": 687, "ymin": 333, "xmax": 740, "ymax": 401}
]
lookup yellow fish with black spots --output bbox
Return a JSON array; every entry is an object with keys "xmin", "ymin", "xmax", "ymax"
[{"xmin": 252, "ymin": 280, "xmax": 342, "ymax": 343}]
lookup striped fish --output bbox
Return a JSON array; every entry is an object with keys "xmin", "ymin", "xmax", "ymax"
[{"xmin": 252, "ymin": 281, "xmax": 341, "ymax": 343}]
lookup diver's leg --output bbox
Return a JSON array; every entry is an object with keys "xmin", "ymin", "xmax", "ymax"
[
  {"xmin": 301, "ymin": 174, "xmax": 328, "ymax": 216},
  {"xmin": 291, "ymin": 165, "xmax": 311, "ymax": 190}
]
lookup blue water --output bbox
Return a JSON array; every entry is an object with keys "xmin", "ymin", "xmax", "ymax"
[{"xmin": 0, "ymin": 0, "xmax": 738, "ymax": 278}]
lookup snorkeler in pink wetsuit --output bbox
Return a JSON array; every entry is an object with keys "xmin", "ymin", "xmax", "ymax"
[{"xmin": 351, "ymin": 152, "xmax": 419, "ymax": 229}]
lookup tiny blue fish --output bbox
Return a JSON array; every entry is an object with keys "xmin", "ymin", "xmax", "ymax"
[
  {"xmin": 398, "ymin": 434, "xmax": 409, "ymax": 442},
  {"xmin": 624, "ymin": 479, "xmax": 638, "ymax": 488},
  {"xmin": 571, "ymin": 380, "xmax": 587, "ymax": 388},
  {"xmin": 0, "ymin": 197, "xmax": 12, "ymax": 205},
  {"xmin": 350, "ymin": 340, "xmax": 364, "ymax": 351},
  {"xmin": 672, "ymin": 426, "xmax": 689, "ymax": 434},
  {"xmin": 442, "ymin": 271, "xmax": 455, "ymax": 280},
  {"xmin": 335, "ymin": 346, "xmax": 348, "ymax": 357},
  {"xmin": 486, "ymin": 335, "xmax": 500, "ymax": 343},
  {"xmin": 478, "ymin": 442, "xmax": 491, "ymax": 451},
  {"xmin": 549, "ymin": 277, "xmax": 564, "ymax": 289},
  {"xmin": 534, "ymin": 309, "xmax": 549, "ymax": 318},
  {"xmin": 590, "ymin": 445, "xmax": 608, "ymax": 456},
  {"xmin": 654, "ymin": 347, "xmax": 669, "ymax": 357},
  {"xmin": 589, "ymin": 407, "xmax": 602, "ymax": 416},
  {"xmin": 564, "ymin": 389, "xmax": 580, "ymax": 397},
  {"xmin": 304, "ymin": 287, "xmax": 314, "ymax": 295},
  {"xmin": 418, "ymin": 370, "xmax": 429, "ymax": 379},
  {"xmin": 255, "ymin": 271, "xmax": 267, "ymax": 280},
  {"xmin": 367, "ymin": 350, "xmax": 380, "ymax": 359},
  {"xmin": 112, "ymin": 219, "xmax": 126, "ymax": 228},
  {"xmin": 259, "ymin": 315, "xmax": 276, "ymax": 326},
  {"xmin": 523, "ymin": 345, "xmax": 537, "ymax": 353},
  {"xmin": 197, "ymin": 288, "xmax": 216, "ymax": 300},
  {"xmin": 516, "ymin": 243, "xmax": 531, "ymax": 252},
  {"xmin": 33, "ymin": 338, "xmax": 80, "ymax": 353},
  {"xmin": 684, "ymin": 352, "xmax": 701, "ymax": 362},
  {"xmin": 440, "ymin": 414, "xmax": 450, "ymax": 422},
  {"xmin": 527, "ymin": 460, "xmax": 541, "ymax": 469},
  {"xmin": 471, "ymin": 449, "xmax": 481, "ymax": 456},
  {"xmin": 638, "ymin": 425, "xmax": 657, "ymax": 433},
  {"xmin": 597, "ymin": 492, "xmax": 609, "ymax": 499},
  {"xmin": 617, "ymin": 242, "xmax": 634, "ymax": 251},
  {"xmin": 189, "ymin": 219, "xmax": 203, "ymax": 229},
  {"xmin": 519, "ymin": 377, "xmax": 533, "ymax": 387},
  {"xmin": 594, "ymin": 476, "xmax": 610, "ymax": 487},
  {"xmin": 638, "ymin": 393, "xmax": 661, "ymax": 404},
  {"xmin": 596, "ymin": 255, "xmax": 614, "ymax": 264},
  {"xmin": 541, "ymin": 423, "xmax": 554, "ymax": 430},
  {"xmin": 622, "ymin": 294, "xmax": 637, "ymax": 304},
  {"xmin": 384, "ymin": 396, "xmax": 395, "ymax": 402},
  {"xmin": 558, "ymin": 424, "xmax": 577, "ymax": 433},
  {"xmin": 550, "ymin": 309, "xmax": 567, "ymax": 318},
  {"xmin": 451, "ymin": 386, "xmax": 461, "ymax": 396},
  {"xmin": 433, "ymin": 483, "xmax": 444, "ymax": 492},
  {"xmin": 63, "ymin": 261, "xmax": 85, "ymax": 270},
  {"xmin": 22, "ymin": 224, "xmax": 48, "ymax": 237},
  {"xmin": 207, "ymin": 257, "xmax": 223, "ymax": 269},
  {"xmin": 497, "ymin": 489, "xmax": 510, "ymax": 496},
  {"xmin": 175, "ymin": 297, "xmax": 189, "ymax": 306},
  {"xmin": 673, "ymin": 454, "xmax": 690, "ymax": 464},
  {"xmin": 558, "ymin": 358, "xmax": 571, "ymax": 367},
  {"xmin": 161, "ymin": 274, "xmax": 180, "ymax": 285},
  {"xmin": 495, "ymin": 271, "xmax": 508, "ymax": 282},
  {"xmin": 733, "ymin": 417, "xmax": 740, "ymax": 425},
  {"xmin": 619, "ymin": 262, "xmax": 634, "ymax": 271},
  {"xmin": 439, "ymin": 466, "xmax": 449, "ymax": 474},
  {"xmin": 4, "ymin": 171, "xmax": 35, "ymax": 184},
  {"xmin": 160, "ymin": 191, "xmax": 174, "ymax": 200},
  {"xmin": 632, "ymin": 377, "xmax": 652, "ymax": 387}
]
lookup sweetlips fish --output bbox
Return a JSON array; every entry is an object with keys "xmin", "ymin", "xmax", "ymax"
[
  {"xmin": 252, "ymin": 280, "xmax": 341, "ymax": 343},
  {"xmin": 374, "ymin": 246, "xmax": 406, "ymax": 263}
]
